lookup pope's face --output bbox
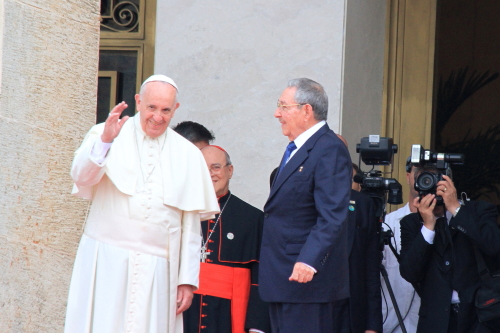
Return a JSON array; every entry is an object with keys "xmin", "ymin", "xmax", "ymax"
[
  {"xmin": 202, "ymin": 146, "xmax": 233, "ymax": 198},
  {"xmin": 274, "ymin": 87, "xmax": 306, "ymax": 141},
  {"xmin": 135, "ymin": 81, "xmax": 180, "ymax": 138}
]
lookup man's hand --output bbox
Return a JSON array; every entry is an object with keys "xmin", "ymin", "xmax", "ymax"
[
  {"xmin": 176, "ymin": 284, "xmax": 195, "ymax": 315},
  {"xmin": 365, "ymin": 330, "xmax": 378, "ymax": 333},
  {"xmin": 413, "ymin": 194, "xmax": 437, "ymax": 230},
  {"xmin": 289, "ymin": 262, "xmax": 314, "ymax": 283},
  {"xmin": 101, "ymin": 101, "xmax": 130, "ymax": 143},
  {"xmin": 437, "ymin": 175, "xmax": 461, "ymax": 215}
]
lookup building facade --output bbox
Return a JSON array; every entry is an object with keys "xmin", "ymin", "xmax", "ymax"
[{"xmin": 0, "ymin": 0, "xmax": 456, "ymax": 331}]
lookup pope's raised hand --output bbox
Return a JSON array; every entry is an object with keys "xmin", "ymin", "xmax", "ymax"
[{"xmin": 101, "ymin": 101, "xmax": 130, "ymax": 143}]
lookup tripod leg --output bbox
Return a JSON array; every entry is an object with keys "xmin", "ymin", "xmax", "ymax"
[{"xmin": 381, "ymin": 264, "xmax": 408, "ymax": 333}]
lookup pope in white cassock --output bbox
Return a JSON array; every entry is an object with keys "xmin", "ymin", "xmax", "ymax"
[{"xmin": 64, "ymin": 75, "xmax": 219, "ymax": 333}]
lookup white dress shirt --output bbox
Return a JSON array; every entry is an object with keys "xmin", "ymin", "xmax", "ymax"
[
  {"xmin": 287, "ymin": 120, "xmax": 326, "ymax": 163},
  {"xmin": 382, "ymin": 203, "xmax": 420, "ymax": 333}
]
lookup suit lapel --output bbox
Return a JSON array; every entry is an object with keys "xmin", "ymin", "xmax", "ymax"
[
  {"xmin": 268, "ymin": 124, "xmax": 330, "ymax": 201},
  {"xmin": 268, "ymin": 144, "xmax": 308, "ymax": 200}
]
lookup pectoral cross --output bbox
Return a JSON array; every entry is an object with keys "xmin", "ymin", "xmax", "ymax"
[{"xmin": 200, "ymin": 246, "xmax": 210, "ymax": 263}]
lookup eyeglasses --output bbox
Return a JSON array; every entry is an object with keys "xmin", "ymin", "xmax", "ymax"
[
  {"xmin": 209, "ymin": 163, "xmax": 230, "ymax": 174},
  {"xmin": 276, "ymin": 101, "xmax": 306, "ymax": 111}
]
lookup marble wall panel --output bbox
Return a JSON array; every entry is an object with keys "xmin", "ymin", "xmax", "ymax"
[{"xmin": 155, "ymin": 0, "xmax": 347, "ymax": 208}]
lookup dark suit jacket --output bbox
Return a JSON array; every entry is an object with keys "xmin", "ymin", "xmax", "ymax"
[
  {"xmin": 345, "ymin": 190, "xmax": 382, "ymax": 333},
  {"xmin": 259, "ymin": 123, "xmax": 352, "ymax": 303},
  {"xmin": 399, "ymin": 201, "xmax": 500, "ymax": 333}
]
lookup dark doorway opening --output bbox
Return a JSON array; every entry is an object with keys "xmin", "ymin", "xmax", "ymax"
[
  {"xmin": 97, "ymin": 50, "xmax": 138, "ymax": 124},
  {"xmin": 433, "ymin": 0, "xmax": 500, "ymax": 207}
]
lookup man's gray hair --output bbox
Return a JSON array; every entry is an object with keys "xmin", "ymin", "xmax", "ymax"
[
  {"xmin": 287, "ymin": 78, "xmax": 328, "ymax": 121},
  {"xmin": 202, "ymin": 145, "xmax": 232, "ymax": 166},
  {"xmin": 224, "ymin": 150, "xmax": 232, "ymax": 166}
]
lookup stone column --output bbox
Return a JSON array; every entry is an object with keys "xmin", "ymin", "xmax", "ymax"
[
  {"xmin": 341, "ymin": 0, "xmax": 386, "ymax": 162},
  {"xmin": 0, "ymin": 0, "xmax": 3, "ymax": 95},
  {"xmin": 0, "ymin": 0, "xmax": 100, "ymax": 331}
]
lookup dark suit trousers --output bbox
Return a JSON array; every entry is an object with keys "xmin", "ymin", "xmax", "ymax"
[
  {"xmin": 332, "ymin": 298, "xmax": 351, "ymax": 333},
  {"xmin": 269, "ymin": 302, "xmax": 334, "ymax": 333}
]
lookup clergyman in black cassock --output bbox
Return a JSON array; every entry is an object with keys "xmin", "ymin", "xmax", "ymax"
[
  {"xmin": 183, "ymin": 145, "xmax": 270, "ymax": 333},
  {"xmin": 183, "ymin": 192, "xmax": 270, "ymax": 333}
]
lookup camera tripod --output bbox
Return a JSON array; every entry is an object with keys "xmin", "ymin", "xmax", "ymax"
[{"xmin": 380, "ymin": 227, "xmax": 408, "ymax": 333}]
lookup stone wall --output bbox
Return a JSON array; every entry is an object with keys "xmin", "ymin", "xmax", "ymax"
[
  {"xmin": 155, "ymin": 0, "xmax": 348, "ymax": 209},
  {"xmin": 0, "ymin": 0, "xmax": 3, "ymax": 95},
  {"xmin": 0, "ymin": 0, "xmax": 99, "ymax": 331}
]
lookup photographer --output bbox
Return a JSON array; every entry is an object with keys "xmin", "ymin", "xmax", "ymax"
[
  {"xmin": 399, "ymin": 164, "xmax": 500, "ymax": 333},
  {"xmin": 381, "ymin": 158, "xmax": 420, "ymax": 333}
]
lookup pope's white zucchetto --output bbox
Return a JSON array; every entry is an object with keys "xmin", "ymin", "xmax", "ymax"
[{"xmin": 141, "ymin": 74, "xmax": 179, "ymax": 92}]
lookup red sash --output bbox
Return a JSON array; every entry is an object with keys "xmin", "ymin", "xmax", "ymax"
[{"xmin": 195, "ymin": 263, "xmax": 251, "ymax": 333}]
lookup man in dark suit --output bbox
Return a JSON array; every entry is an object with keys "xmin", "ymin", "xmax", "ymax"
[
  {"xmin": 259, "ymin": 78, "xmax": 352, "ymax": 333},
  {"xmin": 330, "ymin": 137, "xmax": 382, "ymax": 333},
  {"xmin": 332, "ymin": 189, "xmax": 382, "ymax": 333},
  {"xmin": 399, "ymin": 165, "xmax": 500, "ymax": 333},
  {"xmin": 333, "ymin": 135, "xmax": 382, "ymax": 333}
]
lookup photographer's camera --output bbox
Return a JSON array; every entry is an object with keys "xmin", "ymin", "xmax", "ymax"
[{"xmin": 410, "ymin": 144, "xmax": 464, "ymax": 204}]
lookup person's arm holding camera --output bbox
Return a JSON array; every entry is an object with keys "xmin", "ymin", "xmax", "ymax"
[
  {"xmin": 436, "ymin": 175, "xmax": 460, "ymax": 216},
  {"xmin": 439, "ymin": 175, "xmax": 500, "ymax": 256},
  {"xmin": 399, "ymin": 193, "xmax": 438, "ymax": 285},
  {"xmin": 400, "ymin": 175, "xmax": 463, "ymax": 284}
]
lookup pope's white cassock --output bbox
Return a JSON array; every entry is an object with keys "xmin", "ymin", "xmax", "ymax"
[{"xmin": 65, "ymin": 114, "xmax": 219, "ymax": 333}]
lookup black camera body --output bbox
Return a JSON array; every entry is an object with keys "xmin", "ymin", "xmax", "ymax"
[
  {"xmin": 356, "ymin": 136, "xmax": 398, "ymax": 165},
  {"xmin": 361, "ymin": 171, "xmax": 403, "ymax": 206},
  {"xmin": 410, "ymin": 145, "xmax": 464, "ymax": 204},
  {"xmin": 355, "ymin": 136, "xmax": 403, "ymax": 219},
  {"xmin": 414, "ymin": 170, "xmax": 448, "ymax": 204}
]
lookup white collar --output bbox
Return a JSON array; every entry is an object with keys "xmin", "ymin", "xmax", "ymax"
[{"xmin": 293, "ymin": 120, "xmax": 326, "ymax": 150}]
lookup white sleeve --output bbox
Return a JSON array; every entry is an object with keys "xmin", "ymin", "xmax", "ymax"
[
  {"xmin": 71, "ymin": 124, "xmax": 108, "ymax": 187},
  {"xmin": 90, "ymin": 137, "xmax": 112, "ymax": 164},
  {"xmin": 420, "ymin": 225, "xmax": 436, "ymax": 244},
  {"xmin": 177, "ymin": 210, "xmax": 202, "ymax": 288}
]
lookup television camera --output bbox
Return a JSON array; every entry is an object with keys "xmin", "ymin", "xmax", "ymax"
[
  {"xmin": 355, "ymin": 136, "xmax": 403, "ymax": 219},
  {"xmin": 355, "ymin": 135, "xmax": 406, "ymax": 332}
]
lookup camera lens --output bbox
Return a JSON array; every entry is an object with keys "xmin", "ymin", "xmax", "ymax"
[{"xmin": 416, "ymin": 172, "xmax": 437, "ymax": 191}]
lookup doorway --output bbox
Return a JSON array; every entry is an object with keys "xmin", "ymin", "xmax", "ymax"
[{"xmin": 433, "ymin": 0, "xmax": 500, "ymax": 205}]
